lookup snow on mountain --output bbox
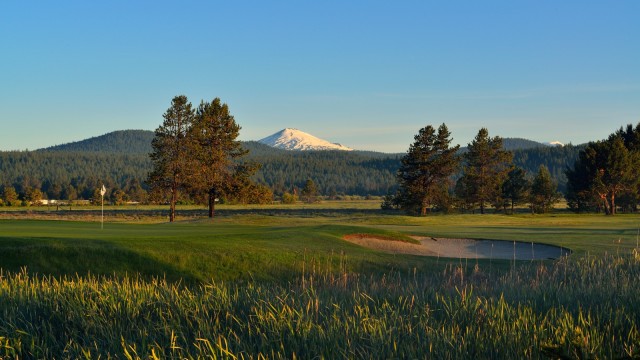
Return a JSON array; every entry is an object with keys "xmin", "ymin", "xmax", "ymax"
[
  {"xmin": 258, "ymin": 128, "xmax": 353, "ymax": 151},
  {"xmin": 546, "ymin": 141, "xmax": 565, "ymax": 147}
]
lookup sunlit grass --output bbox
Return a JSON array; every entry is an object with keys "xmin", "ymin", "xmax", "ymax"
[{"xmin": 0, "ymin": 251, "xmax": 638, "ymax": 359}]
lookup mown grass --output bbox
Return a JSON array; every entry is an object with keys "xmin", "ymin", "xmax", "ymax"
[
  {"xmin": 1, "ymin": 211, "xmax": 638, "ymax": 279},
  {"xmin": 0, "ymin": 209, "xmax": 639, "ymax": 358},
  {"xmin": 0, "ymin": 219, "xmax": 454, "ymax": 282}
]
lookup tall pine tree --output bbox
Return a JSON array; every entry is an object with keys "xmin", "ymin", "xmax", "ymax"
[
  {"xmin": 188, "ymin": 98, "xmax": 249, "ymax": 218},
  {"xmin": 529, "ymin": 165, "xmax": 561, "ymax": 214},
  {"xmin": 396, "ymin": 124, "xmax": 460, "ymax": 215},
  {"xmin": 567, "ymin": 134, "xmax": 640, "ymax": 215},
  {"xmin": 502, "ymin": 166, "xmax": 530, "ymax": 214},
  {"xmin": 460, "ymin": 128, "xmax": 512, "ymax": 214},
  {"xmin": 147, "ymin": 95, "xmax": 195, "ymax": 222}
]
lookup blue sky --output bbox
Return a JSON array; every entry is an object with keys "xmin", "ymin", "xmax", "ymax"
[{"xmin": 1, "ymin": 1, "xmax": 638, "ymax": 152}]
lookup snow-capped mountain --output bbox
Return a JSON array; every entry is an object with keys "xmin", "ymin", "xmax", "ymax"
[
  {"xmin": 258, "ymin": 128, "xmax": 353, "ymax": 151},
  {"xmin": 546, "ymin": 141, "xmax": 565, "ymax": 147}
]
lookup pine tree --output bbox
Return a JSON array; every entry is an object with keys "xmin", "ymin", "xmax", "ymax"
[
  {"xmin": 396, "ymin": 124, "xmax": 460, "ymax": 215},
  {"xmin": 2, "ymin": 186, "xmax": 18, "ymax": 206},
  {"xmin": 454, "ymin": 176, "xmax": 475, "ymax": 213},
  {"xmin": 461, "ymin": 128, "xmax": 513, "ymax": 214},
  {"xmin": 301, "ymin": 179, "xmax": 318, "ymax": 203},
  {"xmin": 147, "ymin": 95, "xmax": 195, "ymax": 222},
  {"xmin": 529, "ymin": 165, "xmax": 561, "ymax": 214},
  {"xmin": 595, "ymin": 137, "xmax": 635, "ymax": 214},
  {"xmin": 223, "ymin": 162, "xmax": 272, "ymax": 205},
  {"xmin": 502, "ymin": 167, "xmax": 530, "ymax": 214},
  {"xmin": 25, "ymin": 187, "xmax": 44, "ymax": 206},
  {"xmin": 188, "ymin": 98, "xmax": 249, "ymax": 217},
  {"xmin": 566, "ymin": 128, "xmax": 640, "ymax": 215}
]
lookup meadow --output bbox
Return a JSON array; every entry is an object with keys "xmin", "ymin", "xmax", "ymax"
[{"xmin": 0, "ymin": 201, "xmax": 639, "ymax": 358}]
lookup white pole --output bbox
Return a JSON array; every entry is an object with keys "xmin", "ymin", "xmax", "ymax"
[{"xmin": 100, "ymin": 184, "xmax": 106, "ymax": 230}]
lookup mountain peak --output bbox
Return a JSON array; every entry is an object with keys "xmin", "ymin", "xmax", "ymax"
[{"xmin": 258, "ymin": 128, "xmax": 353, "ymax": 151}]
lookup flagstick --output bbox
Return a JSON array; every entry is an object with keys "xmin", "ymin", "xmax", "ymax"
[{"xmin": 100, "ymin": 184, "xmax": 106, "ymax": 230}]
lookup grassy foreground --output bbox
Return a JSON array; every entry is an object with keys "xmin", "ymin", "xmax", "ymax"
[
  {"xmin": 0, "ymin": 254, "xmax": 639, "ymax": 359},
  {"xmin": 0, "ymin": 208, "xmax": 639, "ymax": 358}
]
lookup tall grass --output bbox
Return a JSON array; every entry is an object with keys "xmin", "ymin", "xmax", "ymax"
[{"xmin": 0, "ymin": 250, "xmax": 639, "ymax": 359}]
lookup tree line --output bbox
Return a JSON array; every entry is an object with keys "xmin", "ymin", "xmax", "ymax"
[
  {"xmin": 387, "ymin": 124, "xmax": 557, "ymax": 215},
  {"xmin": 2, "ymin": 103, "xmax": 632, "ymax": 217},
  {"xmin": 244, "ymin": 142, "xmax": 400, "ymax": 197},
  {"xmin": 0, "ymin": 134, "xmax": 402, "ymax": 207},
  {"xmin": 388, "ymin": 122, "xmax": 640, "ymax": 216},
  {"xmin": 0, "ymin": 151, "xmax": 150, "ymax": 206},
  {"xmin": 565, "ymin": 123, "xmax": 640, "ymax": 214}
]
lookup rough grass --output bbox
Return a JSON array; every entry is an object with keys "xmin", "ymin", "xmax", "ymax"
[{"xmin": 0, "ymin": 252, "xmax": 639, "ymax": 359}]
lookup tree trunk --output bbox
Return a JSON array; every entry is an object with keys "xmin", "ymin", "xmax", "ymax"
[
  {"xmin": 170, "ymin": 183, "xmax": 177, "ymax": 222},
  {"xmin": 610, "ymin": 192, "xmax": 616, "ymax": 215},
  {"xmin": 420, "ymin": 197, "xmax": 429, "ymax": 216},
  {"xmin": 600, "ymin": 194, "xmax": 611, "ymax": 215},
  {"xmin": 169, "ymin": 200, "xmax": 176, "ymax": 222},
  {"xmin": 208, "ymin": 188, "xmax": 216, "ymax": 218}
]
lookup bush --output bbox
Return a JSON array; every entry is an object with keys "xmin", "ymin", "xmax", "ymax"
[{"xmin": 281, "ymin": 192, "xmax": 298, "ymax": 204}]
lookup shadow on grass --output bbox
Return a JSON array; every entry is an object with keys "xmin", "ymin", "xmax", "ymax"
[{"xmin": 0, "ymin": 236, "xmax": 199, "ymax": 283}]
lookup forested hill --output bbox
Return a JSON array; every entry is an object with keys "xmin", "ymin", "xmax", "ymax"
[
  {"xmin": 0, "ymin": 129, "xmax": 584, "ymax": 200},
  {"xmin": 0, "ymin": 134, "xmax": 403, "ymax": 199},
  {"xmin": 502, "ymin": 138, "xmax": 548, "ymax": 151},
  {"xmin": 39, "ymin": 130, "xmax": 549, "ymax": 155},
  {"xmin": 512, "ymin": 144, "xmax": 584, "ymax": 193},
  {"xmin": 40, "ymin": 130, "xmax": 155, "ymax": 154},
  {"xmin": 242, "ymin": 141, "xmax": 400, "ymax": 195},
  {"xmin": 38, "ymin": 130, "xmax": 550, "ymax": 157},
  {"xmin": 457, "ymin": 138, "xmax": 548, "ymax": 153}
]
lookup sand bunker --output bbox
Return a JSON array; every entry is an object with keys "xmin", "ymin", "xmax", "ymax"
[{"xmin": 343, "ymin": 235, "xmax": 569, "ymax": 260}]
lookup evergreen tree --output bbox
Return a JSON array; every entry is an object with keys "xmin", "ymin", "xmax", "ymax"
[
  {"xmin": 223, "ymin": 163, "xmax": 273, "ymax": 205},
  {"xmin": 380, "ymin": 191, "xmax": 399, "ymax": 210},
  {"xmin": 111, "ymin": 188, "xmax": 127, "ymax": 205},
  {"xmin": 595, "ymin": 136, "xmax": 638, "ymax": 214},
  {"xmin": 396, "ymin": 124, "xmax": 460, "ymax": 215},
  {"xmin": 2, "ymin": 186, "xmax": 18, "ymax": 206},
  {"xmin": 188, "ymin": 98, "xmax": 249, "ymax": 217},
  {"xmin": 502, "ymin": 167, "xmax": 530, "ymax": 214},
  {"xmin": 90, "ymin": 187, "xmax": 104, "ymax": 206},
  {"xmin": 529, "ymin": 165, "xmax": 561, "ymax": 214},
  {"xmin": 616, "ymin": 123, "xmax": 640, "ymax": 150},
  {"xmin": 124, "ymin": 178, "xmax": 147, "ymax": 203},
  {"xmin": 24, "ymin": 187, "xmax": 44, "ymax": 206},
  {"xmin": 454, "ymin": 176, "xmax": 475, "ymax": 213},
  {"xmin": 566, "ymin": 131, "xmax": 640, "ymax": 215},
  {"xmin": 61, "ymin": 184, "xmax": 77, "ymax": 209},
  {"xmin": 147, "ymin": 95, "xmax": 195, "ymax": 222},
  {"xmin": 282, "ymin": 191, "xmax": 298, "ymax": 204},
  {"xmin": 301, "ymin": 179, "xmax": 318, "ymax": 203},
  {"xmin": 461, "ymin": 128, "xmax": 513, "ymax": 214}
]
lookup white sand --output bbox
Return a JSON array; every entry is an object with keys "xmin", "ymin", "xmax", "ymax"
[{"xmin": 343, "ymin": 235, "xmax": 567, "ymax": 260}]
